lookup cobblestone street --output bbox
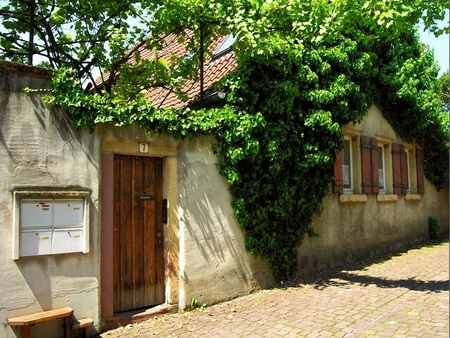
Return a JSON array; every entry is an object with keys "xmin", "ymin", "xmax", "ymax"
[{"xmin": 98, "ymin": 242, "xmax": 449, "ymax": 338}]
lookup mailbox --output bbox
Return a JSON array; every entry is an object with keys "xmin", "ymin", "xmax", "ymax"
[
  {"xmin": 19, "ymin": 198, "xmax": 86, "ymax": 257},
  {"xmin": 20, "ymin": 230, "xmax": 53, "ymax": 257},
  {"xmin": 53, "ymin": 229, "xmax": 84, "ymax": 254},
  {"xmin": 54, "ymin": 200, "xmax": 84, "ymax": 226},
  {"xmin": 20, "ymin": 200, "xmax": 53, "ymax": 228}
]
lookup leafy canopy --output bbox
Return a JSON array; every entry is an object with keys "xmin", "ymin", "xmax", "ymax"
[{"xmin": 1, "ymin": 0, "xmax": 448, "ymax": 279}]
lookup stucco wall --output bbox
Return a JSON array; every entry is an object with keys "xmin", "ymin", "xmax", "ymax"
[
  {"xmin": 1, "ymin": 61, "xmax": 448, "ymax": 336},
  {"xmin": 298, "ymin": 106, "xmax": 449, "ymax": 274},
  {"xmin": 0, "ymin": 62, "xmax": 101, "ymax": 338},
  {"xmin": 177, "ymin": 136, "xmax": 274, "ymax": 308}
]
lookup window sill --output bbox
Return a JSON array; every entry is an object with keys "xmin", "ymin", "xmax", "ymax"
[
  {"xmin": 405, "ymin": 194, "xmax": 422, "ymax": 201},
  {"xmin": 340, "ymin": 194, "xmax": 367, "ymax": 203},
  {"xmin": 377, "ymin": 194, "xmax": 398, "ymax": 202}
]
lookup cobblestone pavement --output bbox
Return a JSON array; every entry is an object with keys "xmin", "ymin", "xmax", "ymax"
[{"xmin": 98, "ymin": 242, "xmax": 449, "ymax": 338}]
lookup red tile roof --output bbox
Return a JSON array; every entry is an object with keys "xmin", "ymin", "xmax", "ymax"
[
  {"xmin": 146, "ymin": 32, "xmax": 237, "ymax": 108},
  {"xmin": 94, "ymin": 30, "xmax": 237, "ymax": 108}
]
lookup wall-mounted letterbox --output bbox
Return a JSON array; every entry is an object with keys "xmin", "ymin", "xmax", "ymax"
[
  {"xmin": 18, "ymin": 198, "xmax": 87, "ymax": 257},
  {"xmin": 20, "ymin": 200, "xmax": 53, "ymax": 228},
  {"xmin": 54, "ymin": 200, "xmax": 84, "ymax": 226},
  {"xmin": 20, "ymin": 230, "xmax": 53, "ymax": 256},
  {"xmin": 52, "ymin": 229, "xmax": 84, "ymax": 254}
]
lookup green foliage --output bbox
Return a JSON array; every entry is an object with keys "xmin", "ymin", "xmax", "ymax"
[
  {"xmin": 189, "ymin": 296, "xmax": 207, "ymax": 310},
  {"xmin": 3, "ymin": 0, "xmax": 448, "ymax": 280},
  {"xmin": 437, "ymin": 71, "xmax": 449, "ymax": 112},
  {"xmin": 374, "ymin": 31, "xmax": 449, "ymax": 190},
  {"xmin": 428, "ymin": 216, "xmax": 440, "ymax": 240}
]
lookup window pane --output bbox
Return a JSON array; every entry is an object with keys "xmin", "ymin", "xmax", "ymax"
[
  {"xmin": 378, "ymin": 146, "xmax": 384, "ymax": 190},
  {"xmin": 343, "ymin": 139, "xmax": 351, "ymax": 189},
  {"xmin": 214, "ymin": 34, "xmax": 236, "ymax": 55}
]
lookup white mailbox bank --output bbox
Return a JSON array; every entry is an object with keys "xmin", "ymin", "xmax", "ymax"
[{"xmin": 12, "ymin": 191, "xmax": 90, "ymax": 259}]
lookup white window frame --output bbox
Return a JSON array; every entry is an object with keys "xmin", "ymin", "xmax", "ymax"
[
  {"xmin": 343, "ymin": 136, "xmax": 354, "ymax": 194},
  {"xmin": 12, "ymin": 190, "xmax": 90, "ymax": 260}
]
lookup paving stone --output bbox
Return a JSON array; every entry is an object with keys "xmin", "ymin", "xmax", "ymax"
[{"xmin": 96, "ymin": 242, "xmax": 449, "ymax": 338}]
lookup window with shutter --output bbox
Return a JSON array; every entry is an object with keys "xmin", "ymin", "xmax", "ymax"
[
  {"xmin": 377, "ymin": 145, "xmax": 386, "ymax": 193},
  {"xmin": 392, "ymin": 143, "xmax": 403, "ymax": 195},
  {"xmin": 370, "ymin": 138, "xmax": 379, "ymax": 195},
  {"xmin": 400, "ymin": 147, "xmax": 408, "ymax": 194},
  {"xmin": 360, "ymin": 136, "xmax": 373, "ymax": 194},
  {"xmin": 342, "ymin": 137, "xmax": 353, "ymax": 193},
  {"xmin": 405, "ymin": 149, "xmax": 411, "ymax": 192},
  {"xmin": 392, "ymin": 143, "xmax": 411, "ymax": 195}
]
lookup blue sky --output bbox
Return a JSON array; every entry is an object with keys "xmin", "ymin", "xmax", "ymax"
[{"xmin": 418, "ymin": 13, "xmax": 449, "ymax": 75}]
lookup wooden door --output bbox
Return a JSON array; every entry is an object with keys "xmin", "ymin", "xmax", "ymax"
[{"xmin": 113, "ymin": 155, "xmax": 164, "ymax": 312}]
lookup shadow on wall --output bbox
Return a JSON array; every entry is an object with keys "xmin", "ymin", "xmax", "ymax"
[
  {"xmin": 0, "ymin": 88, "xmax": 98, "ymax": 173},
  {"xmin": 179, "ymin": 157, "xmax": 274, "ymax": 292},
  {"xmin": 15, "ymin": 250, "xmax": 99, "ymax": 311}
]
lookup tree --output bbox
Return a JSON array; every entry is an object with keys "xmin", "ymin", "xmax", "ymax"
[
  {"xmin": 437, "ymin": 71, "xmax": 449, "ymax": 112},
  {"xmin": 1, "ymin": 0, "xmax": 448, "ymax": 279},
  {"xmin": 1, "ymin": 0, "xmax": 448, "ymax": 93}
]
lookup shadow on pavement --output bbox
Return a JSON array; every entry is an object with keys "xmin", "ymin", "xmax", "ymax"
[
  {"xmin": 295, "ymin": 240, "xmax": 449, "ymax": 293},
  {"xmin": 311, "ymin": 272, "xmax": 449, "ymax": 293}
]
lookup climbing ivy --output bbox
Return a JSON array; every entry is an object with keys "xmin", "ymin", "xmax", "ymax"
[{"xmin": 46, "ymin": 27, "xmax": 448, "ymax": 280}]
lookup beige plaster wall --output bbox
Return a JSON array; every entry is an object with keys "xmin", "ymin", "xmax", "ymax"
[
  {"xmin": 0, "ymin": 63, "xmax": 101, "ymax": 337},
  {"xmin": 1, "ymin": 63, "xmax": 447, "ymax": 334},
  {"xmin": 297, "ymin": 106, "xmax": 449, "ymax": 273},
  {"xmin": 177, "ymin": 136, "xmax": 274, "ymax": 308}
]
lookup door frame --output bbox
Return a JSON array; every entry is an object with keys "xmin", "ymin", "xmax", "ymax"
[{"xmin": 100, "ymin": 145, "xmax": 180, "ymax": 323}]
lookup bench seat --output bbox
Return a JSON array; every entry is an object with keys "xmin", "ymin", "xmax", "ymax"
[
  {"xmin": 73, "ymin": 317, "xmax": 94, "ymax": 338},
  {"xmin": 8, "ymin": 307, "xmax": 74, "ymax": 338}
]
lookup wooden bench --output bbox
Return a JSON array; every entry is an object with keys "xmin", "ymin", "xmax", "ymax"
[
  {"xmin": 8, "ymin": 307, "xmax": 74, "ymax": 338},
  {"xmin": 73, "ymin": 317, "xmax": 94, "ymax": 338}
]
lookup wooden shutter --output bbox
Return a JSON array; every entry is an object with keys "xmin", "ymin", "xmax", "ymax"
[
  {"xmin": 361, "ymin": 136, "xmax": 373, "ymax": 194},
  {"xmin": 333, "ymin": 149, "xmax": 343, "ymax": 195},
  {"xmin": 400, "ymin": 147, "xmax": 408, "ymax": 194},
  {"xmin": 416, "ymin": 147, "xmax": 425, "ymax": 194},
  {"xmin": 370, "ymin": 138, "xmax": 379, "ymax": 195},
  {"xmin": 392, "ymin": 143, "xmax": 403, "ymax": 194}
]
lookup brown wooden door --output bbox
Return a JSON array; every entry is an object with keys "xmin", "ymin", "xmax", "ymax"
[{"xmin": 113, "ymin": 155, "xmax": 164, "ymax": 312}]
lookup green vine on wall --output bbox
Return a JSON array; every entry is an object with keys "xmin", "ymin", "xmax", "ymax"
[{"xmin": 46, "ymin": 30, "xmax": 448, "ymax": 280}]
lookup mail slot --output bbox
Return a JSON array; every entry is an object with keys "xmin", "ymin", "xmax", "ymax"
[{"xmin": 135, "ymin": 194, "xmax": 155, "ymax": 200}]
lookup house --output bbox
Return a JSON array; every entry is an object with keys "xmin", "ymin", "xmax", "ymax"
[{"xmin": 0, "ymin": 29, "xmax": 448, "ymax": 338}]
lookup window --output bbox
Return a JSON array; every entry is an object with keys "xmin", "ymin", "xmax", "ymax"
[
  {"xmin": 343, "ymin": 137, "xmax": 353, "ymax": 192},
  {"xmin": 334, "ymin": 135, "xmax": 358, "ymax": 195},
  {"xmin": 377, "ymin": 144, "xmax": 388, "ymax": 194},
  {"xmin": 12, "ymin": 190, "xmax": 90, "ymax": 259},
  {"xmin": 405, "ymin": 149, "xmax": 411, "ymax": 192},
  {"xmin": 214, "ymin": 34, "xmax": 236, "ymax": 57}
]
